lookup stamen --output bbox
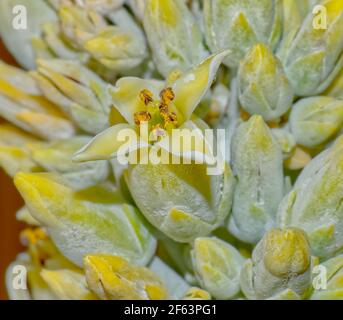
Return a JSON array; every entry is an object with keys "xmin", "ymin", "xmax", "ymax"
[
  {"xmin": 160, "ymin": 87, "xmax": 175, "ymax": 105},
  {"xmin": 20, "ymin": 228, "xmax": 47, "ymax": 246},
  {"xmin": 134, "ymin": 111, "xmax": 151, "ymax": 125},
  {"xmin": 139, "ymin": 89, "xmax": 154, "ymax": 105}
]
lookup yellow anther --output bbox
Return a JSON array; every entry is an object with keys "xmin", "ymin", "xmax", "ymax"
[
  {"xmin": 139, "ymin": 89, "xmax": 154, "ymax": 105},
  {"xmin": 20, "ymin": 228, "xmax": 47, "ymax": 246},
  {"xmin": 134, "ymin": 111, "xmax": 151, "ymax": 125},
  {"xmin": 160, "ymin": 87, "xmax": 175, "ymax": 105}
]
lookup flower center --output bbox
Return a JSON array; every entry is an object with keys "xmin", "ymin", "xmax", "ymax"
[{"xmin": 134, "ymin": 87, "xmax": 179, "ymax": 139}]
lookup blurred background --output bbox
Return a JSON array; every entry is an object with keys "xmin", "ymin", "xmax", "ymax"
[{"xmin": 0, "ymin": 39, "xmax": 25, "ymax": 300}]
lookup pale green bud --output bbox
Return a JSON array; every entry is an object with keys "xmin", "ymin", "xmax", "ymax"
[
  {"xmin": 143, "ymin": 0, "xmax": 208, "ymax": 77},
  {"xmin": 191, "ymin": 237, "xmax": 245, "ymax": 299},
  {"xmin": 59, "ymin": 4, "xmax": 107, "ymax": 48},
  {"xmin": 85, "ymin": 8, "xmax": 147, "ymax": 72},
  {"xmin": 240, "ymin": 228, "xmax": 313, "ymax": 300},
  {"xmin": 280, "ymin": 0, "xmax": 343, "ymax": 96},
  {"xmin": 59, "ymin": 5, "xmax": 147, "ymax": 72},
  {"xmin": 290, "ymin": 96, "xmax": 343, "ymax": 148},
  {"xmin": 32, "ymin": 22, "xmax": 89, "ymax": 62},
  {"xmin": 14, "ymin": 172, "xmax": 157, "ymax": 267},
  {"xmin": 229, "ymin": 115, "xmax": 284, "ymax": 244},
  {"xmin": 277, "ymin": 0, "xmax": 320, "ymax": 62},
  {"xmin": 126, "ymin": 163, "xmax": 235, "ymax": 243},
  {"xmin": 277, "ymin": 136, "xmax": 343, "ymax": 260},
  {"xmin": 32, "ymin": 59, "xmax": 111, "ymax": 134},
  {"xmin": 204, "ymin": 0, "xmax": 282, "ymax": 68},
  {"xmin": 0, "ymin": 61, "xmax": 75, "ymax": 140},
  {"xmin": 238, "ymin": 44, "xmax": 294, "ymax": 121}
]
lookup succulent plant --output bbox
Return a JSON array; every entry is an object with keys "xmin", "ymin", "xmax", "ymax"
[{"xmin": 1, "ymin": 0, "xmax": 343, "ymax": 301}]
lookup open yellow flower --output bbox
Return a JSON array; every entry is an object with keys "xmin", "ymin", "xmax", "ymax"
[{"xmin": 74, "ymin": 50, "xmax": 230, "ymax": 164}]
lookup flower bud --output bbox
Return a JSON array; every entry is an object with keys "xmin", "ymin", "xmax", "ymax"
[
  {"xmin": 280, "ymin": 0, "xmax": 343, "ymax": 96},
  {"xmin": 290, "ymin": 96, "xmax": 343, "ymax": 147},
  {"xmin": 238, "ymin": 44, "xmax": 294, "ymax": 121},
  {"xmin": 14, "ymin": 172, "xmax": 157, "ymax": 267},
  {"xmin": 228, "ymin": 115, "xmax": 284, "ymax": 244},
  {"xmin": 191, "ymin": 237, "xmax": 245, "ymax": 299},
  {"xmin": 126, "ymin": 163, "xmax": 235, "ymax": 243},
  {"xmin": 59, "ymin": 5, "xmax": 147, "ymax": 71},
  {"xmin": 143, "ymin": 0, "xmax": 208, "ymax": 77},
  {"xmin": 32, "ymin": 59, "xmax": 111, "ymax": 134},
  {"xmin": 278, "ymin": 136, "xmax": 343, "ymax": 259},
  {"xmin": 84, "ymin": 8, "xmax": 147, "ymax": 72},
  {"xmin": 240, "ymin": 228, "xmax": 313, "ymax": 299},
  {"xmin": 0, "ymin": 61, "xmax": 75, "ymax": 140},
  {"xmin": 204, "ymin": 0, "xmax": 282, "ymax": 68}
]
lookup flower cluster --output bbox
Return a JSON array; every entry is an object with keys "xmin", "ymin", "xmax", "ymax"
[{"xmin": 0, "ymin": 0, "xmax": 342, "ymax": 300}]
